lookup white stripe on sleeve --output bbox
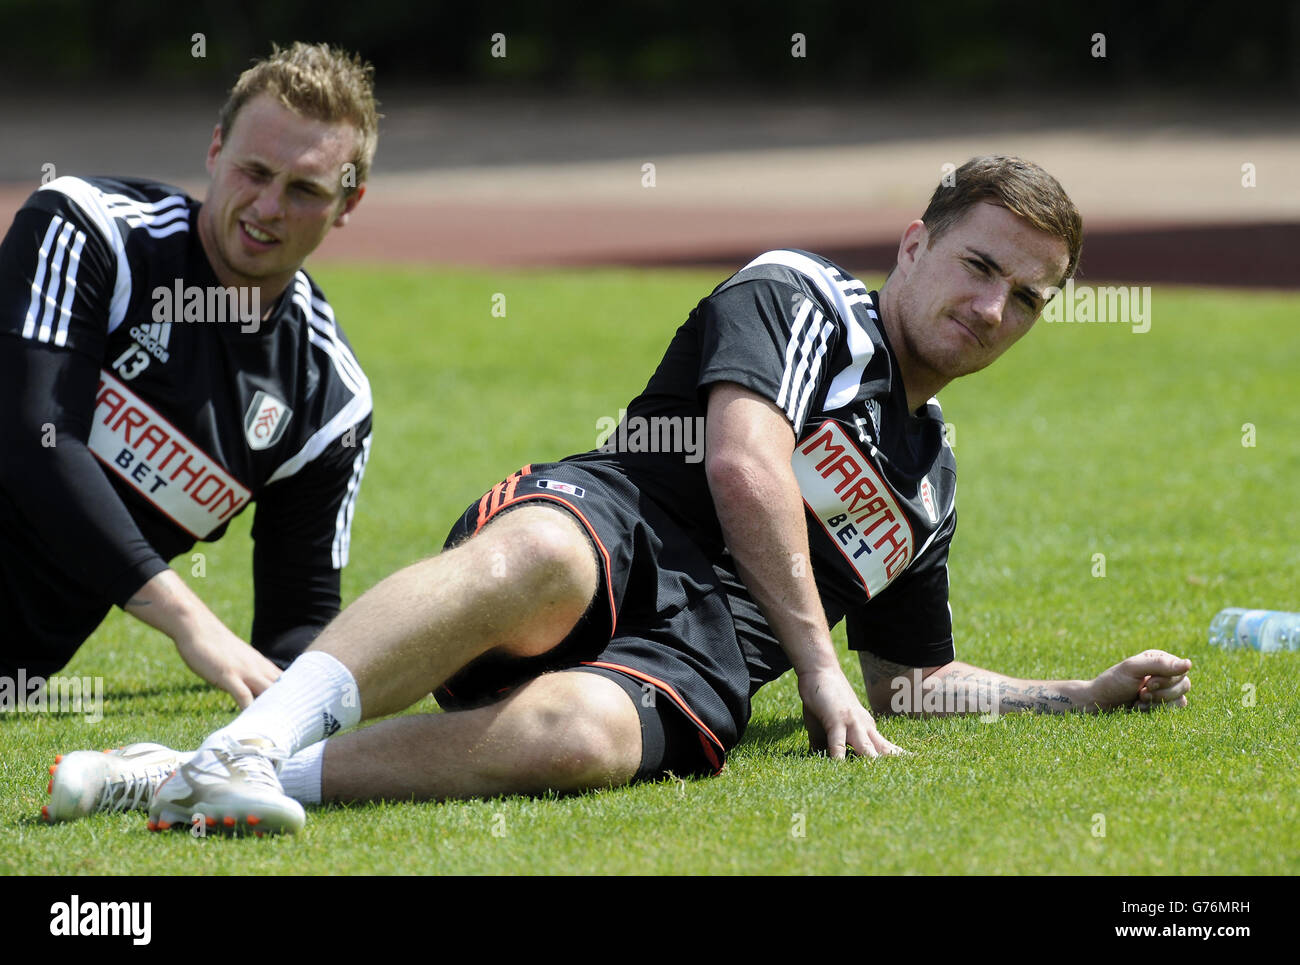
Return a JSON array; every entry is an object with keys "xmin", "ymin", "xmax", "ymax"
[
  {"xmin": 35, "ymin": 221, "xmax": 76, "ymax": 343},
  {"xmin": 775, "ymin": 296, "xmax": 813, "ymax": 410},
  {"xmin": 793, "ymin": 318, "xmax": 835, "ymax": 430},
  {"xmin": 331, "ymin": 434, "xmax": 372, "ymax": 569},
  {"xmin": 783, "ymin": 308, "xmax": 825, "ymax": 423},
  {"xmin": 21, "ymin": 217, "xmax": 64, "ymax": 340},
  {"xmin": 53, "ymin": 231, "xmax": 87, "ymax": 347}
]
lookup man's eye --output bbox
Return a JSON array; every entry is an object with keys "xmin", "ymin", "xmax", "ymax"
[{"xmin": 967, "ymin": 259, "xmax": 989, "ymax": 274}]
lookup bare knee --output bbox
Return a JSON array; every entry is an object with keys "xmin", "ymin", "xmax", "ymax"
[
  {"xmin": 505, "ymin": 673, "xmax": 641, "ymax": 791},
  {"xmin": 475, "ymin": 507, "xmax": 599, "ymax": 656}
]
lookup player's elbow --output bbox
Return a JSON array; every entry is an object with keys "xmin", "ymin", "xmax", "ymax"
[
  {"xmin": 704, "ymin": 448, "xmax": 768, "ymax": 513},
  {"xmin": 703, "ymin": 444, "xmax": 743, "ymax": 491}
]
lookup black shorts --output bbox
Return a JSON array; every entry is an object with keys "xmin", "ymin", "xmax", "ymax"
[{"xmin": 435, "ymin": 460, "xmax": 760, "ymax": 780}]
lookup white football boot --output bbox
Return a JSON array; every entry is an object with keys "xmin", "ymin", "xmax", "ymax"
[
  {"xmin": 148, "ymin": 735, "xmax": 305, "ymax": 836},
  {"xmin": 44, "ymin": 743, "xmax": 185, "ymax": 823}
]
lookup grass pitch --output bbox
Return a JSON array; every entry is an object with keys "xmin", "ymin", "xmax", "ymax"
[{"xmin": 3, "ymin": 265, "xmax": 1297, "ymax": 875}]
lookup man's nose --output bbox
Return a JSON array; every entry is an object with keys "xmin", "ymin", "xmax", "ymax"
[
  {"xmin": 972, "ymin": 284, "xmax": 1009, "ymax": 327},
  {"xmin": 251, "ymin": 182, "xmax": 285, "ymax": 222}
]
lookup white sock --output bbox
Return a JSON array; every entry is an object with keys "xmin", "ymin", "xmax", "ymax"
[
  {"xmin": 279, "ymin": 741, "xmax": 326, "ymax": 805},
  {"xmin": 202, "ymin": 651, "xmax": 362, "ymax": 756}
]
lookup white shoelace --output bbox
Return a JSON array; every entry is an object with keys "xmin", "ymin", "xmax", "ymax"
[
  {"xmin": 210, "ymin": 737, "xmax": 289, "ymax": 790},
  {"xmin": 98, "ymin": 765, "xmax": 173, "ymax": 812}
]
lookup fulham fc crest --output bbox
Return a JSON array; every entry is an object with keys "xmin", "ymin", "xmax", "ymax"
[
  {"xmin": 244, "ymin": 391, "xmax": 293, "ymax": 450},
  {"xmin": 919, "ymin": 476, "xmax": 938, "ymax": 524}
]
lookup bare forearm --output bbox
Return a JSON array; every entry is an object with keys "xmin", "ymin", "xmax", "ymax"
[
  {"xmin": 930, "ymin": 662, "xmax": 1090, "ymax": 714},
  {"xmin": 712, "ymin": 458, "xmax": 835, "ymax": 673},
  {"xmin": 866, "ymin": 654, "xmax": 1093, "ymax": 717},
  {"xmin": 705, "ymin": 384, "xmax": 840, "ymax": 675},
  {"xmin": 714, "ymin": 469, "xmax": 903, "ymax": 755},
  {"xmin": 125, "ymin": 568, "xmax": 231, "ymax": 646},
  {"xmin": 705, "ymin": 383, "xmax": 901, "ymax": 757},
  {"xmin": 126, "ymin": 568, "xmax": 280, "ymax": 707}
]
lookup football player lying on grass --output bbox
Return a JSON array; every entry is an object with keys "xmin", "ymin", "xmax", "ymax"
[{"xmin": 44, "ymin": 156, "xmax": 1191, "ymax": 833}]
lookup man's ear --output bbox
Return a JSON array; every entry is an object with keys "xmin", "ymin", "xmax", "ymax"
[
  {"xmin": 205, "ymin": 124, "xmax": 223, "ymax": 178},
  {"xmin": 333, "ymin": 184, "xmax": 365, "ymax": 228},
  {"xmin": 894, "ymin": 219, "xmax": 928, "ymax": 278}
]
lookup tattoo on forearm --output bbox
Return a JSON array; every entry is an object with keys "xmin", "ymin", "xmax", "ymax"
[
  {"xmin": 995, "ymin": 683, "xmax": 1074, "ymax": 714},
  {"xmin": 878, "ymin": 662, "xmax": 1077, "ymax": 717},
  {"xmin": 862, "ymin": 650, "xmax": 1078, "ymax": 717}
]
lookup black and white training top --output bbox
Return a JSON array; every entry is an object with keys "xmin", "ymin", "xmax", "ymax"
[
  {"xmin": 0, "ymin": 176, "xmax": 371, "ymax": 670},
  {"xmin": 579, "ymin": 248, "xmax": 958, "ymax": 676}
]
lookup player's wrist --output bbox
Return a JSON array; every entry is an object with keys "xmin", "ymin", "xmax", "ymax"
[
  {"xmin": 125, "ymin": 568, "xmax": 213, "ymax": 643},
  {"xmin": 792, "ymin": 653, "xmax": 848, "ymax": 682},
  {"xmin": 1060, "ymin": 678, "xmax": 1100, "ymax": 712}
]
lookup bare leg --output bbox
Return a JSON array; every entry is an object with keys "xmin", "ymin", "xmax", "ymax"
[
  {"xmin": 321, "ymin": 671, "xmax": 642, "ymax": 800},
  {"xmin": 147, "ymin": 506, "xmax": 618, "ymax": 833},
  {"xmin": 309, "ymin": 504, "xmax": 599, "ymax": 719}
]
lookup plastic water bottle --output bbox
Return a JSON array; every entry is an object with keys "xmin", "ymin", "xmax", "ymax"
[{"xmin": 1208, "ymin": 608, "xmax": 1300, "ymax": 652}]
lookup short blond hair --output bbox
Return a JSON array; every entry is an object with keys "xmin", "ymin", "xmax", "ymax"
[{"xmin": 218, "ymin": 42, "xmax": 380, "ymax": 194}]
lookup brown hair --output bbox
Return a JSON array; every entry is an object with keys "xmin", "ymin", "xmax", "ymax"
[
  {"xmin": 921, "ymin": 155, "xmax": 1083, "ymax": 283},
  {"xmin": 218, "ymin": 42, "xmax": 380, "ymax": 195}
]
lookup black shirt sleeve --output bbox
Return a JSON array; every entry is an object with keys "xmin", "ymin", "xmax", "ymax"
[
  {"xmin": 696, "ymin": 278, "xmax": 837, "ymax": 435},
  {"xmin": 843, "ymin": 509, "xmax": 957, "ymax": 668},
  {"xmin": 0, "ymin": 198, "xmax": 169, "ymax": 607},
  {"xmin": 0, "ymin": 193, "xmax": 119, "ymax": 359},
  {"xmin": 249, "ymin": 416, "xmax": 372, "ymax": 664}
]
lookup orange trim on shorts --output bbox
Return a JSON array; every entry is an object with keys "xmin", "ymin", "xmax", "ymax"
[
  {"xmin": 474, "ymin": 489, "xmax": 618, "ymax": 636},
  {"xmin": 476, "ymin": 490, "xmax": 494, "ymax": 530},
  {"xmin": 477, "ymin": 483, "xmax": 503, "ymax": 530},
  {"xmin": 697, "ymin": 731, "xmax": 721, "ymax": 772},
  {"xmin": 580, "ymin": 660, "xmax": 725, "ymax": 774},
  {"xmin": 475, "ymin": 466, "xmax": 533, "ymax": 529}
]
